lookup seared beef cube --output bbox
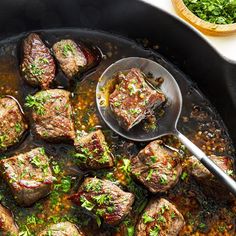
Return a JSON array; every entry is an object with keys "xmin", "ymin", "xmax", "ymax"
[
  {"xmin": 0, "ymin": 204, "xmax": 18, "ymax": 235},
  {"xmin": 21, "ymin": 33, "xmax": 56, "ymax": 89},
  {"xmin": 0, "ymin": 97, "xmax": 28, "ymax": 152},
  {"xmin": 74, "ymin": 130, "xmax": 114, "ymax": 169},
  {"xmin": 38, "ymin": 222, "xmax": 84, "ymax": 236},
  {"xmin": 69, "ymin": 177, "xmax": 135, "ymax": 226},
  {"xmin": 131, "ymin": 140, "xmax": 182, "ymax": 193},
  {"xmin": 136, "ymin": 198, "xmax": 185, "ymax": 236},
  {"xmin": 188, "ymin": 155, "xmax": 235, "ymax": 199},
  {"xmin": 26, "ymin": 89, "xmax": 76, "ymax": 141},
  {"xmin": 109, "ymin": 68, "xmax": 165, "ymax": 130},
  {"xmin": 53, "ymin": 39, "xmax": 87, "ymax": 78},
  {"xmin": 0, "ymin": 147, "xmax": 53, "ymax": 206}
]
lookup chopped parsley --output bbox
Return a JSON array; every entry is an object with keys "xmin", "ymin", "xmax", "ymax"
[
  {"xmin": 80, "ymin": 196, "xmax": 95, "ymax": 211},
  {"xmin": 160, "ymin": 174, "xmax": 168, "ymax": 185},
  {"xmin": 85, "ymin": 179, "xmax": 102, "ymax": 192},
  {"xmin": 15, "ymin": 123, "xmax": 22, "ymax": 133},
  {"xmin": 25, "ymin": 94, "xmax": 47, "ymax": 115},
  {"xmin": 146, "ymin": 169, "xmax": 154, "ymax": 181},
  {"xmin": 184, "ymin": 0, "xmax": 236, "ymax": 24},
  {"xmin": 0, "ymin": 134, "xmax": 7, "ymax": 148},
  {"xmin": 62, "ymin": 43, "xmax": 75, "ymax": 57},
  {"xmin": 29, "ymin": 63, "xmax": 44, "ymax": 76},
  {"xmin": 142, "ymin": 212, "xmax": 155, "ymax": 223},
  {"xmin": 181, "ymin": 171, "xmax": 188, "ymax": 181},
  {"xmin": 226, "ymin": 169, "xmax": 234, "ymax": 176},
  {"xmin": 149, "ymin": 224, "xmax": 161, "ymax": 236},
  {"xmin": 92, "ymin": 194, "xmax": 112, "ymax": 205}
]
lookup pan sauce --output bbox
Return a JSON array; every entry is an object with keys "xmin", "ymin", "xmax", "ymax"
[{"xmin": 0, "ymin": 29, "xmax": 235, "ymax": 235}]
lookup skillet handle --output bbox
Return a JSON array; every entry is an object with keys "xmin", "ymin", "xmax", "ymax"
[{"xmin": 176, "ymin": 130, "xmax": 236, "ymax": 197}]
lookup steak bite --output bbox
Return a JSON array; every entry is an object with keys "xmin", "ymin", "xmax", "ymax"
[
  {"xmin": 0, "ymin": 147, "xmax": 53, "ymax": 206},
  {"xmin": 38, "ymin": 222, "xmax": 84, "ymax": 236},
  {"xmin": 0, "ymin": 97, "xmax": 28, "ymax": 152},
  {"xmin": 25, "ymin": 89, "xmax": 76, "ymax": 141},
  {"xmin": 109, "ymin": 68, "xmax": 165, "ymax": 130},
  {"xmin": 21, "ymin": 33, "xmax": 56, "ymax": 89},
  {"xmin": 74, "ymin": 129, "xmax": 114, "ymax": 170},
  {"xmin": 69, "ymin": 177, "xmax": 135, "ymax": 226},
  {"xmin": 52, "ymin": 39, "xmax": 87, "ymax": 78},
  {"xmin": 131, "ymin": 140, "xmax": 182, "ymax": 193},
  {"xmin": 136, "ymin": 198, "xmax": 185, "ymax": 236},
  {"xmin": 0, "ymin": 204, "xmax": 19, "ymax": 235},
  {"xmin": 187, "ymin": 155, "xmax": 235, "ymax": 199}
]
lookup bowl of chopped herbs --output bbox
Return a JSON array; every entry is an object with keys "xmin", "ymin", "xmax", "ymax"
[{"xmin": 172, "ymin": 0, "xmax": 236, "ymax": 35}]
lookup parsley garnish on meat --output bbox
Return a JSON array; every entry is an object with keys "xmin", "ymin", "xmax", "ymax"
[
  {"xmin": 25, "ymin": 94, "xmax": 47, "ymax": 115},
  {"xmin": 62, "ymin": 44, "xmax": 75, "ymax": 57},
  {"xmin": 0, "ymin": 134, "xmax": 7, "ymax": 148},
  {"xmin": 184, "ymin": 0, "xmax": 236, "ymax": 24},
  {"xmin": 149, "ymin": 224, "xmax": 161, "ymax": 236},
  {"xmin": 15, "ymin": 123, "xmax": 22, "ymax": 133},
  {"xmin": 142, "ymin": 212, "xmax": 155, "ymax": 223},
  {"xmin": 80, "ymin": 196, "xmax": 95, "ymax": 211}
]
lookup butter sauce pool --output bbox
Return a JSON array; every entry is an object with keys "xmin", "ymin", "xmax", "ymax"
[{"xmin": 0, "ymin": 29, "xmax": 235, "ymax": 235}]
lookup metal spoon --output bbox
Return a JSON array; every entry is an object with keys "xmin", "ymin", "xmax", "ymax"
[{"xmin": 96, "ymin": 57, "xmax": 236, "ymax": 196}]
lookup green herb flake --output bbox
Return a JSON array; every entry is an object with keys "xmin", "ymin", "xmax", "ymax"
[
  {"xmin": 62, "ymin": 43, "xmax": 75, "ymax": 57},
  {"xmin": 80, "ymin": 196, "xmax": 95, "ymax": 211},
  {"xmin": 15, "ymin": 123, "xmax": 22, "ymax": 133},
  {"xmin": 181, "ymin": 171, "xmax": 188, "ymax": 181},
  {"xmin": 183, "ymin": 0, "xmax": 236, "ymax": 24},
  {"xmin": 146, "ymin": 169, "xmax": 154, "ymax": 181},
  {"xmin": 149, "ymin": 224, "xmax": 161, "ymax": 236},
  {"xmin": 25, "ymin": 94, "xmax": 47, "ymax": 115},
  {"xmin": 142, "ymin": 212, "xmax": 155, "ymax": 224},
  {"xmin": 160, "ymin": 174, "xmax": 168, "ymax": 185}
]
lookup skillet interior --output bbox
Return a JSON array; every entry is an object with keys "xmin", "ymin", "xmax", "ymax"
[
  {"xmin": 0, "ymin": 28, "xmax": 235, "ymax": 235},
  {"xmin": 0, "ymin": 0, "xmax": 235, "ymax": 235}
]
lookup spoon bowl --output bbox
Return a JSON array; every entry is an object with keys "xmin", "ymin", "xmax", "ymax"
[
  {"xmin": 96, "ymin": 57, "xmax": 182, "ymax": 141},
  {"xmin": 96, "ymin": 57, "xmax": 236, "ymax": 196}
]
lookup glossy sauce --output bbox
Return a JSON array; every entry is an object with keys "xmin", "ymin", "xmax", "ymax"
[{"xmin": 0, "ymin": 29, "xmax": 235, "ymax": 236}]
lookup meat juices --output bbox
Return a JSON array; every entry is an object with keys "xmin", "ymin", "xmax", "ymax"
[
  {"xmin": 21, "ymin": 33, "xmax": 56, "ymax": 89},
  {"xmin": 53, "ymin": 39, "xmax": 87, "ymax": 78},
  {"xmin": 69, "ymin": 177, "xmax": 135, "ymax": 226},
  {"xmin": 0, "ymin": 147, "xmax": 53, "ymax": 206},
  {"xmin": 131, "ymin": 140, "xmax": 182, "ymax": 193},
  {"xmin": 26, "ymin": 89, "xmax": 76, "ymax": 141},
  {"xmin": 38, "ymin": 222, "xmax": 84, "ymax": 236},
  {"xmin": 74, "ymin": 129, "xmax": 114, "ymax": 170},
  {"xmin": 0, "ymin": 204, "xmax": 19, "ymax": 235},
  {"xmin": 136, "ymin": 198, "xmax": 185, "ymax": 236},
  {"xmin": 188, "ymin": 155, "xmax": 235, "ymax": 200},
  {"xmin": 0, "ymin": 97, "xmax": 27, "ymax": 152},
  {"xmin": 109, "ymin": 68, "xmax": 166, "ymax": 130}
]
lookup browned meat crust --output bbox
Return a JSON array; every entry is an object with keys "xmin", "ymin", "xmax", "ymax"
[
  {"xmin": 69, "ymin": 177, "xmax": 135, "ymax": 226},
  {"xmin": 131, "ymin": 140, "xmax": 182, "ymax": 193},
  {"xmin": 21, "ymin": 33, "xmax": 56, "ymax": 89},
  {"xmin": 0, "ymin": 204, "xmax": 19, "ymax": 235},
  {"xmin": 26, "ymin": 89, "xmax": 76, "ymax": 142},
  {"xmin": 74, "ymin": 129, "xmax": 114, "ymax": 170},
  {"xmin": 38, "ymin": 222, "xmax": 85, "ymax": 236},
  {"xmin": 109, "ymin": 68, "xmax": 165, "ymax": 130},
  {"xmin": 0, "ymin": 97, "xmax": 28, "ymax": 152},
  {"xmin": 136, "ymin": 198, "xmax": 185, "ymax": 236},
  {"xmin": 53, "ymin": 39, "xmax": 87, "ymax": 78},
  {"xmin": 187, "ymin": 155, "xmax": 235, "ymax": 200},
  {"xmin": 0, "ymin": 147, "xmax": 53, "ymax": 206}
]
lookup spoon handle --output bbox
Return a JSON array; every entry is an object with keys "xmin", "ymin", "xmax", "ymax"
[{"xmin": 176, "ymin": 131, "xmax": 236, "ymax": 196}]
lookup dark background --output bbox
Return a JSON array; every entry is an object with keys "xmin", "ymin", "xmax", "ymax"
[{"xmin": 0, "ymin": 0, "xmax": 236, "ymax": 144}]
